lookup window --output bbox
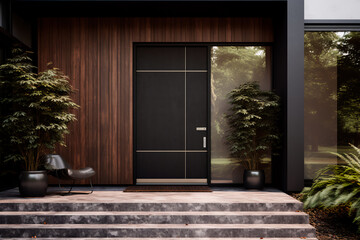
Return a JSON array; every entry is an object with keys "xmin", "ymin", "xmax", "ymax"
[
  {"xmin": 304, "ymin": 31, "xmax": 360, "ymax": 180},
  {"xmin": 210, "ymin": 46, "xmax": 272, "ymax": 184}
]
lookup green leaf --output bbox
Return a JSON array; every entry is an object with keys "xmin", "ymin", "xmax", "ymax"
[{"xmin": 0, "ymin": 48, "xmax": 79, "ymax": 171}]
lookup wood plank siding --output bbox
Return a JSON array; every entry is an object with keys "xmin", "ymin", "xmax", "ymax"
[{"xmin": 38, "ymin": 17, "xmax": 273, "ymax": 184}]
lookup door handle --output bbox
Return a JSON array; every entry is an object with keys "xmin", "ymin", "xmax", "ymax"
[{"xmin": 203, "ymin": 137, "xmax": 206, "ymax": 148}]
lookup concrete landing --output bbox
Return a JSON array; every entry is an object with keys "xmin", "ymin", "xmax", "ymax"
[{"xmin": 0, "ymin": 187, "xmax": 300, "ymax": 203}]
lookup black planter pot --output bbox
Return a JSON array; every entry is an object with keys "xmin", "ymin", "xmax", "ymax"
[
  {"xmin": 243, "ymin": 170, "xmax": 265, "ymax": 189},
  {"xmin": 19, "ymin": 171, "xmax": 48, "ymax": 197}
]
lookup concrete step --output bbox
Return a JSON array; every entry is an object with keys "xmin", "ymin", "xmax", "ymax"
[
  {"xmin": 0, "ymin": 238, "xmax": 319, "ymax": 240},
  {"xmin": 1, "ymin": 238, "xmax": 319, "ymax": 240},
  {"xmin": 0, "ymin": 224, "xmax": 317, "ymax": 238},
  {"xmin": 0, "ymin": 190, "xmax": 316, "ymax": 239},
  {"xmin": 0, "ymin": 211, "xmax": 309, "ymax": 224},
  {"xmin": 0, "ymin": 202, "xmax": 303, "ymax": 212}
]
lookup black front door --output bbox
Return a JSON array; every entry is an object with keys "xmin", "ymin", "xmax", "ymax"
[{"xmin": 135, "ymin": 46, "xmax": 208, "ymax": 184}]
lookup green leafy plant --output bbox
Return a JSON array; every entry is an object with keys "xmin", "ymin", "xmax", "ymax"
[
  {"xmin": 226, "ymin": 81, "xmax": 280, "ymax": 170},
  {"xmin": 0, "ymin": 49, "xmax": 79, "ymax": 171},
  {"xmin": 302, "ymin": 144, "xmax": 360, "ymax": 231}
]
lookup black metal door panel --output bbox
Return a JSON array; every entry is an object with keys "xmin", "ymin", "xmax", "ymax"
[
  {"xmin": 136, "ymin": 47, "xmax": 185, "ymax": 70},
  {"xmin": 135, "ymin": 46, "xmax": 208, "ymax": 183},
  {"xmin": 186, "ymin": 152, "xmax": 208, "ymax": 178},
  {"xmin": 186, "ymin": 72, "xmax": 208, "ymax": 150},
  {"xmin": 137, "ymin": 152, "xmax": 185, "ymax": 178},
  {"xmin": 186, "ymin": 47, "xmax": 208, "ymax": 70},
  {"xmin": 136, "ymin": 72, "xmax": 185, "ymax": 150}
]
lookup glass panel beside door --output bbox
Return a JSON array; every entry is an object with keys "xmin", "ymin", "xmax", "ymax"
[{"xmin": 210, "ymin": 46, "xmax": 272, "ymax": 184}]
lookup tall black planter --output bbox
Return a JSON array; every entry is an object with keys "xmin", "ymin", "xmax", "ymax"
[
  {"xmin": 19, "ymin": 171, "xmax": 48, "ymax": 197},
  {"xmin": 243, "ymin": 170, "xmax": 265, "ymax": 189}
]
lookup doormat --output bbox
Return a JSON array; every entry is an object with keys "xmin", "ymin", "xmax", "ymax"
[{"xmin": 123, "ymin": 186, "xmax": 212, "ymax": 192}]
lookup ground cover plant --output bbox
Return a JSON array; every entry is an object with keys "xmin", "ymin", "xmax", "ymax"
[
  {"xmin": 301, "ymin": 144, "xmax": 360, "ymax": 234},
  {"xmin": 293, "ymin": 193, "xmax": 359, "ymax": 240}
]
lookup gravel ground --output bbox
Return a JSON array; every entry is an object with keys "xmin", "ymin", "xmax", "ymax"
[{"xmin": 292, "ymin": 193, "xmax": 359, "ymax": 240}]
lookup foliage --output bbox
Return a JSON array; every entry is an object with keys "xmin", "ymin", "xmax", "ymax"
[
  {"xmin": 211, "ymin": 46, "xmax": 269, "ymax": 159},
  {"xmin": 304, "ymin": 32, "xmax": 339, "ymax": 152},
  {"xmin": 302, "ymin": 144, "xmax": 360, "ymax": 231},
  {"xmin": 0, "ymin": 49, "xmax": 79, "ymax": 171},
  {"xmin": 304, "ymin": 32, "xmax": 360, "ymax": 150},
  {"xmin": 225, "ymin": 81, "xmax": 280, "ymax": 170},
  {"xmin": 337, "ymin": 32, "xmax": 360, "ymax": 145}
]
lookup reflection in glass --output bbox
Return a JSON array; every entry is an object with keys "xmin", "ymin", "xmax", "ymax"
[
  {"xmin": 304, "ymin": 32, "xmax": 360, "ymax": 180},
  {"xmin": 210, "ymin": 46, "xmax": 271, "ymax": 184}
]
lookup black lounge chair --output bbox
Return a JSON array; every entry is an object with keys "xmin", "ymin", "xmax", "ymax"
[{"xmin": 43, "ymin": 154, "xmax": 95, "ymax": 195}]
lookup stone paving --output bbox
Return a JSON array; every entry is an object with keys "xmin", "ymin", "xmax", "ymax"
[
  {"xmin": 0, "ymin": 187, "xmax": 317, "ymax": 239},
  {"xmin": 0, "ymin": 187, "xmax": 300, "ymax": 203}
]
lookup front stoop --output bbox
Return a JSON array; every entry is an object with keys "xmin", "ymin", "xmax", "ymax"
[
  {"xmin": 0, "ymin": 190, "xmax": 317, "ymax": 239},
  {"xmin": 0, "ymin": 239, "xmax": 319, "ymax": 240}
]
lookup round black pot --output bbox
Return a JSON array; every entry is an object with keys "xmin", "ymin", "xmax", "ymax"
[
  {"xmin": 243, "ymin": 170, "xmax": 265, "ymax": 189},
  {"xmin": 19, "ymin": 171, "xmax": 48, "ymax": 197}
]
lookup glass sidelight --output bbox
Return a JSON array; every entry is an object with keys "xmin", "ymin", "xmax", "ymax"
[{"xmin": 210, "ymin": 46, "xmax": 272, "ymax": 184}]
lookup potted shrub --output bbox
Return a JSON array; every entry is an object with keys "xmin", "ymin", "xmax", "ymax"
[
  {"xmin": 226, "ymin": 82, "xmax": 280, "ymax": 189},
  {"xmin": 0, "ymin": 49, "xmax": 78, "ymax": 197}
]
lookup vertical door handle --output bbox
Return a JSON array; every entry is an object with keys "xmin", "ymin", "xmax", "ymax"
[{"xmin": 203, "ymin": 137, "xmax": 206, "ymax": 148}]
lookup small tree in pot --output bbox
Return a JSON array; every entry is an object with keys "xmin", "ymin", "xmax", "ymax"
[
  {"xmin": 226, "ymin": 82, "xmax": 280, "ymax": 189},
  {"xmin": 0, "ymin": 49, "xmax": 78, "ymax": 197}
]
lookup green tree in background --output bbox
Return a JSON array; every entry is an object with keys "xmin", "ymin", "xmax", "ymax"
[
  {"xmin": 304, "ymin": 32, "xmax": 339, "ymax": 152},
  {"xmin": 337, "ymin": 32, "xmax": 360, "ymax": 146},
  {"xmin": 211, "ymin": 46, "xmax": 269, "ymax": 158},
  {"xmin": 303, "ymin": 32, "xmax": 360, "ymax": 232}
]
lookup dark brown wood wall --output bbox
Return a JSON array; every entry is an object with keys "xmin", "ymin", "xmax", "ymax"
[{"xmin": 38, "ymin": 17, "xmax": 273, "ymax": 184}]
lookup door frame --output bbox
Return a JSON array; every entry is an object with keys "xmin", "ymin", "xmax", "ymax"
[
  {"xmin": 133, "ymin": 42, "xmax": 273, "ymax": 186},
  {"xmin": 133, "ymin": 43, "xmax": 211, "ymax": 185}
]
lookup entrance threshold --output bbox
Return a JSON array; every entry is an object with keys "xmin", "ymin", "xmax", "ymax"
[{"xmin": 136, "ymin": 179, "xmax": 207, "ymax": 185}]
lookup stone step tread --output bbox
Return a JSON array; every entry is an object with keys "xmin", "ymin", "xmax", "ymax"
[
  {"xmin": 0, "ymin": 211, "xmax": 308, "ymax": 216},
  {"xmin": 0, "ymin": 225, "xmax": 316, "ymax": 238},
  {"xmin": 1, "ymin": 238, "xmax": 318, "ymax": 240},
  {"xmin": 0, "ymin": 224, "xmax": 316, "ymax": 229},
  {"xmin": 0, "ymin": 189, "xmax": 302, "ymax": 204},
  {"xmin": 3, "ymin": 237, "xmax": 317, "ymax": 240},
  {"xmin": 0, "ymin": 203, "xmax": 303, "ymax": 212},
  {"xmin": 0, "ymin": 202, "xmax": 302, "ymax": 205},
  {"xmin": 0, "ymin": 212, "xmax": 309, "ymax": 225}
]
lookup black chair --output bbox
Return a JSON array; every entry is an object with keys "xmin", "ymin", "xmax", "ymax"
[{"xmin": 43, "ymin": 154, "xmax": 96, "ymax": 195}]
